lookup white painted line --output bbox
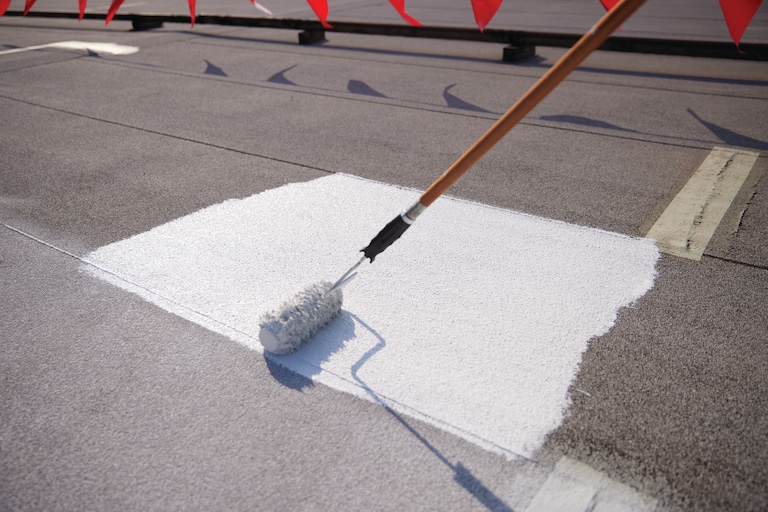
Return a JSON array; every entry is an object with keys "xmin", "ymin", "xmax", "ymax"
[
  {"xmin": 84, "ymin": 174, "xmax": 659, "ymax": 459},
  {"xmin": 0, "ymin": 41, "xmax": 139, "ymax": 57},
  {"xmin": 647, "ymin": 146, "xmax": 759, "ymax": 260},
  {"xmin": 526, "ymin": 457, "xmax": 657, "ymax": 512}
]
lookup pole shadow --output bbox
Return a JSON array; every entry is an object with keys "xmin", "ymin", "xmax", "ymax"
[
  {"xmin": 348, "ymin": 314, "xmax": 515, "ymax": 512},
  {"xmin": 263, "ymin": 312, "xmax": 517, "ymax": 510}
]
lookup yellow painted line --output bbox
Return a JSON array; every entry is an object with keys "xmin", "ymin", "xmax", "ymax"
[{"xmin": 647, "ymin": 146, "xmax": 759, "ymax": 260}]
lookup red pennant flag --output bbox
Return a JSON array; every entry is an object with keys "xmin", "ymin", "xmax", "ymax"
[
  {"xmin": 471, "ymin": 0, "xmax": 503, "ymax": 32},
  {"xmin": 20, "ymin": 0, "xmax": 87, "ymax": 20},
  {"xmin": 0, "ymin": 0, "xmax": 11, "ymax": 16},
  {"xmin": 188, "ymin": 0, "xmax": 195, "ymax": 26},
  {"xmin": 388, "ymin": 0, "xmax": 421, "ymax": 26},
  {"xmin": 306, "ymin": 0, "xmax": 332, "ymax": 28},
  {"xmin": 719, "ymin": 0, "xmax": 763, "ymax": 47},
  {"xmin": 105, "ymin": 0, "xmax": 124, "ymax": 24},
  {"xmin": 23, "ymin": 0, "xmax": 36, "ymax": 15}
]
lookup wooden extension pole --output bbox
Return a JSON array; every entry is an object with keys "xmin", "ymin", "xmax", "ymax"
[
  {"xmin": 418, "ymin": 0, "xmax": 647, "ymax": 207},
  {"xmin": 358, "ymin": 0, "xmax": 647, "ymax": 264}
]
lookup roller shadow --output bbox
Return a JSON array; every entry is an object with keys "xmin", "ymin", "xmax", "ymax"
[
  {"xmin": 264, "ymin": 310, "xmax": 356, "ymax": 390},
  {"xmin": 264, "ymin": 357, "xmax": 314, "ymax": 390}
]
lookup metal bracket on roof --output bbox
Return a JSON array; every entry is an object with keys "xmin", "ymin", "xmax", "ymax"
[
  {"xmin": 299, "ymin": 29, "xmax": 326, "ymax": 45},
  {"xmin": 503, "ymin": 44, "xmax": 535, "ymax": 62}
]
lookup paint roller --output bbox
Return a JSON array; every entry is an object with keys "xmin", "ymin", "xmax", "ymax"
[{"xmin": 258, "ymin": 0, "xmax": 647, "ymax": 354}]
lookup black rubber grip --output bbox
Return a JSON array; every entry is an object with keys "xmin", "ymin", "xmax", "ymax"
[{"xmin": 361, "ymin": 214, "xmax": 411, "ymax": 262}]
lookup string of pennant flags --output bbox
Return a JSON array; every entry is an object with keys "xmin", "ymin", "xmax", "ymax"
[
  {"xmin": 599, "ymin": 0, "xmax": 762, "ymax": 47},
  {"xmin": 0, "ymin": 0, "xmax": 762, "ymax": 48}
]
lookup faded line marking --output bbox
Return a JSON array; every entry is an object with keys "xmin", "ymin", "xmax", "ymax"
[
  {"xmin": 525, "ymin": 457, "xmax": 657, "ymax": 512},
  {"xmin": 647, "ymin": 146, "xmax": 759, "ymax": 260},
  {"xmin": 0, "ymin": 41, "xmax": 139, "ymax": 57}
]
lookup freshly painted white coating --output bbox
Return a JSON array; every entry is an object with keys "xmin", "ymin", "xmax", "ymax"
[
  {"xmin": 0, "ymin": 41, "xmax": 139, "ymax": 56},
  {"xmin": 84, "ymin": 174, "xmax": 659, "ymax": 459}
]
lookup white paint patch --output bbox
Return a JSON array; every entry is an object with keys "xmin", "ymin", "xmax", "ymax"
[
  {"xmin": 84, "ymin": 174, "xmax": 659, "ymax": 459},
  {"xmin": 0, "ymin": 41, "xmax": 139, "ymax": 57}
]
